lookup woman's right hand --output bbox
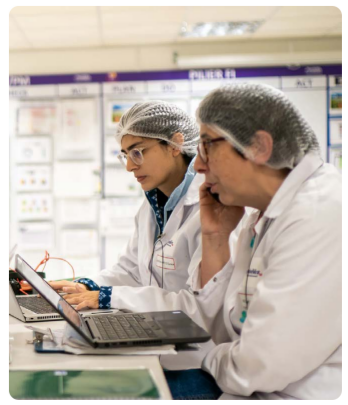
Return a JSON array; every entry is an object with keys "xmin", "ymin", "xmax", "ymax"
[
  {"xmin": 199, "ymin": 182, "xmax": 245, "ymax": 238},
  {"xmin": 49, "ymin": 280, "xmax": 87, "ymax": 294}
]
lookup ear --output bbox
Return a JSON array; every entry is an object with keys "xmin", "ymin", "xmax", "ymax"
[
  {"xmin": 171, "ymin": 132, "xmax": 184, "ymax": 157},
  {"xmin": 249, "ymin": 130, "xmax": 273, "ymax": 165}
]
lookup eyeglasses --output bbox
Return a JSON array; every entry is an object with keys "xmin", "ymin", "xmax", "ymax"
[
  {"xmin": 197, "ymin": 137, "xmax": 226, "ymax": 163},
  {"xmin": 117, "ymin": 141, "xmax": 162, "ymax": 167}
]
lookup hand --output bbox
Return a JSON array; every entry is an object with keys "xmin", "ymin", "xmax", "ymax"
[
  {"xmin": 49, "ymin": 280, "xmax": 88, "ymax": 294},
  {"xmin": 64, "ymin": 290, "xmax": 100, "ymax": 310},
  {"xmin": 199, "ymin": 182, "xmax": 245, "ymax": 238}
]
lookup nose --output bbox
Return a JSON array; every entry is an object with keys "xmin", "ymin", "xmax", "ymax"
[
  {"xmin": 194, "ymin": 153, "xmax": 208, "ymax": 174},
  {"xmin": 126, "ymin": 156, "xmax": 139, "ymax": 172}
]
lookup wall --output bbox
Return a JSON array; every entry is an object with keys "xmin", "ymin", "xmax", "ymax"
[{"xmin": 9, "ymin": 36, "xmax": 342, "ymax": 75}]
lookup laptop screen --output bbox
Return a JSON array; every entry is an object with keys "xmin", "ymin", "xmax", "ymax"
[{"xmin": 15, "ymin": 254, "xmax": 92, "ymax": 344}]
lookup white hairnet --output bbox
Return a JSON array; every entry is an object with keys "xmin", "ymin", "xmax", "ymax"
[
  {"xmin": 115, "ymin": 100, "xmax": 199, "ymax": 156},
  {"xmin": 197, "ymin": 83, "xmax": 320, "ymax": 169}
]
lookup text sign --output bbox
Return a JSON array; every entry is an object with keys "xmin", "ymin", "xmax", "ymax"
[
  {"xmin": 9, "ymin": 85, "xmax": 56, "ymax": 98},
  {"xmin": 147, "ymin": 80, "xmax": 190, "ymax": 94},
  {"xmin": 103, "ymin": 81, "xmax": 146, "ymax": 95},
  {"xmin": 282, "ymin": 76, "xmax": 326, "ymax": 89},
  {"xmin": 58, "ymin": 83, "xmax": 100, "ymax": 97}
]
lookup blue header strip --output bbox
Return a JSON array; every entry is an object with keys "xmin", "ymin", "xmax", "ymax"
[{"xmin": 9, "ymin": 65, "xmax": 342, "ymax": 86}]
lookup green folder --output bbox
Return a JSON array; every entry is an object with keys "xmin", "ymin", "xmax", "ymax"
[{"xmin": 9, "ymin": 369, "xmax": 161, "ymax": 399}]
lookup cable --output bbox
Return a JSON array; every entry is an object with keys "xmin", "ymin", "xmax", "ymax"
[{"xmin": 149, "ymin": 236, "xmax": 165, "ymax": 289}]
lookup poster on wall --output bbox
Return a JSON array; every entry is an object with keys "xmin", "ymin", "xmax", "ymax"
[
  {"xmin": 330, "ymin": 119, "xmax": 342, "ymax": 145},
  {"xmin": 17, "ymin": 222, "xmax": 54, "ymax": 250},
  {"xmin": 330, "ymin": 90, "xmax": 342, "ymax": 115},
  {"xmin": 329, "ymin": 147, "xmax": 342, "ymax": 172},
  {"xmin": 107, "ymin": 101, "xmax": 137, "ymax": 129},
  {"xmin": 15, "ymin": 137, "xmax": 52, "ymax": 163},
  {"xmin": 15, "ymin": 166, "xmax": 51, "ymax": 192},
  {"xmin": 17, "ymin": 106, "xmax": 56, "ymax": 135},
  {"xmin": 57, "ymin": 99, "xmax": 98, "ymax": 160},
  {"xmin": 16, "ymin": 193, "xmax": 53, "ymax": 221}
]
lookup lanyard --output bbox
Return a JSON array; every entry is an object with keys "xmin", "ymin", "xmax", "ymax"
[{"xmin": 240, "ymin": 217, "xmax": 274, "ymax": 323}]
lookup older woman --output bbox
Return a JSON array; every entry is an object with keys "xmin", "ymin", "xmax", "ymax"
[
  {"xmin": 164, "ymin": 83, "xmax": 341, "ymax": 400},
  {"xmin": 187, "ymin": 83, "xmax": 341, "ymax": 400}
]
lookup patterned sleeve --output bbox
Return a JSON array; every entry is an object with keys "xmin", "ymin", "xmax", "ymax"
[
  {"xmin": 99, "ymin": 286, "xmax": 113, "ymax": 309},
  {"xmin": 74, "ymin": 278, "xmax": 100, "ymax": 291}
]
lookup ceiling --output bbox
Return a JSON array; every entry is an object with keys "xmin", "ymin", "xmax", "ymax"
[{"xmin": 9, "ymin": 6, "xmax": 342, "ymax": 51}]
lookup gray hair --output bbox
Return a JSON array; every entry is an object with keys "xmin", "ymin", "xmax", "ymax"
[{"xmin": 197, "ymin": 83, "xmax": 320, "ymax": 169}]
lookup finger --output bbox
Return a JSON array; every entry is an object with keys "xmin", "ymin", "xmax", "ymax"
[
  {"xmin": 76, "ymin": 283, "xmax": 87, "ymax": 292},
  {"xmin": 66, "ymin": 295, "xmax": 85, "ymax": 303},
  {"xmin": 62, "ymin": 286, "xmax": 80, "ymax": 294},
  {"xmin": 75, "ymin": 301, "xmax": 89, "ymax": 311},
  {"xmin": 64, "ymin": 295, "xmax": 84, "ymax": 304},
  {"xmin": 76, "ymin": 300, "xmax": 98, "ymax": 311},
  {"xmin": 49, "ymin": 281, "xmax": 67, "ymax": 290}
]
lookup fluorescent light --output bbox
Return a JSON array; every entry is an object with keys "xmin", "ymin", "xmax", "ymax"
[
  {"xmin": 175, "ymin": 51, "xmax": 342, "ymax": 68},
  {"xmin": 180, "ymin": 21, "xmax": 264, "ymax": 38}
]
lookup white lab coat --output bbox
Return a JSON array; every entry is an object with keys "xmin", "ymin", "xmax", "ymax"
[
  {"xmin": 189, "ymin": 153, "xmax": 342, "ymax": 400},
  {"xmin": 92, "ymin": 173, "xmax": 215, "ymax": 329}
]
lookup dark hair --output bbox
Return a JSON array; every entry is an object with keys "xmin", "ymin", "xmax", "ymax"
[{"xmin": 159, "ymin": 140, "xmax": 193, "ymax": 166}]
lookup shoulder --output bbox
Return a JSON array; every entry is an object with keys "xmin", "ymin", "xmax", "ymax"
[{"xmin": 274, "ymin": 164, "xmax": 341, "ymax": 239}]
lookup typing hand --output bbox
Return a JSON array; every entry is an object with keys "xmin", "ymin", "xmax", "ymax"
[
  {"xmin": 64, "ymin": 290, "xmax": 99, "ymax": 310},
  {"xmin": 49, "ymin": 280, "xmax": 87, "ymax": 294}
]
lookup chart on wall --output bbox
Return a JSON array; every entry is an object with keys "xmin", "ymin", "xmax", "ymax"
[{"xmin": 9, "ymin": 64, "xmax": 342, "ymax": 271}]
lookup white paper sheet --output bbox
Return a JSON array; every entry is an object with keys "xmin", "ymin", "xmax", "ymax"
[
  {"xmin": 60, "ymin": 229, "xmax": 99, "ymax": 257},
  {"xmin": 15, "ymin": 165, "xmax": 51, "ymax": 192},
  {"xmin": 15, "ymin": 137, "xmax": 52, "ymax": 163},
  {"xmin": 53, "ymin": 162, "xmax": 100, "ymax": 197},
  {"xmin": 17, "ymin": 222, "xmax": 54, "ymax": 250},
  {"xmin": 16, "ymin": 193, "xmax": 53, "ymax": 221},
  {"xmin": 17, "ymin": 106, "xmax": 56, "ymax": 135},
  {"xmin": 57, "ymin": 98, "xmax": 99, "ymax": 160}
]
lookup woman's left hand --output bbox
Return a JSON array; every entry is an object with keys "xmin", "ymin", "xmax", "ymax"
[{"xmin": 64, "ymin": 290, "xmax": 99, "ymax": 310}]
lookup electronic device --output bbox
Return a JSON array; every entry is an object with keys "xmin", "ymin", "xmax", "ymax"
[
  {"xmin": 9, "ymin": 283, "xmax": 63, "ymax": 322},
  {"xmin": 207, "ymin": 187, "xmax": 220, "ymax": 203},
  {"xmin": 15, "ymin": 254, "xmax": 211, "ymax": 347}
]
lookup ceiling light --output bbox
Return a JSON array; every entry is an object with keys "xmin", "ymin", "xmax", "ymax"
[{"xmin": 180, "ymin": 21, "xmax": 264, "ymax": 38}]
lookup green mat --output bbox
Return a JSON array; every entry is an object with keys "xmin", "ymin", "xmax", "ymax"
[{"xmin": 9, "ymin": 369, "xmax": 160, "ymax": 399}]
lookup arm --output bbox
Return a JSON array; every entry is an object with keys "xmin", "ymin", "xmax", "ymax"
[{"xmin": 202, "ymin": 206, "xmax": 342, "ymax": 396}]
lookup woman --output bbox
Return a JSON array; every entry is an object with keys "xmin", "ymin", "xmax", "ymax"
[
  {"xmin": 180, "ymin": 83, "xmax": 341, "ymax": 400},
  {"xmin": 50, "ymin": 101, "xmax": 213, "ymax": 328}
]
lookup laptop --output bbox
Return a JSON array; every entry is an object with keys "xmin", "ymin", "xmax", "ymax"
[
  {"xmin": 15, "ymin": 254, "xmax": 211, "ymax": 347},
  {"xmin": 9, "ymin": 283, "xmax": 63, "ymax": 322},
  {"xmin": 9, "ymin": 245, "xmax": 63, "ymax": 322}
]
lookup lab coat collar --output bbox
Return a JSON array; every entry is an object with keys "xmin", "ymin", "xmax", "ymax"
[
  {"xmin": 165, "ymin": 157, "xmax": 197, "ymax": 211},
  {"xmin": 264, "ymin": 153, "xmax": 324, "ymax": 219}
]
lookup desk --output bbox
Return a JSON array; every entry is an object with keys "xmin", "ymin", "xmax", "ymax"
[{"xmin": 9, "ymin": 316, "xmax": 172, "ymax": 399}]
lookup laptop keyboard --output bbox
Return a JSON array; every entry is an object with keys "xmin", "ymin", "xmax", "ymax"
[
  {"xmin": 17, "ymin": 296, "xmax": 58, "ymax": 314},
  {"xmin": 93, "ymin": 314, "xmax": 161, "ymax": 340}
]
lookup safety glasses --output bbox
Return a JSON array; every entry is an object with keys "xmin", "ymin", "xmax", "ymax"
[
  {"xmin": 197, "ymin": 137, "xmax": 226, "ymax": 163},
  {"xmin": 117, "ymin": 141, "xmax": 162, "ymax": 167}
]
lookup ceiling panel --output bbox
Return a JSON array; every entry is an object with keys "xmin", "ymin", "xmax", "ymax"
[
  {"xmin": 183, "ymin": 6, "xmax": 279, "ymax": 23},
  {"xmin": 100, "ymin": 6, "xmax": 185, "ymax": 24},
  {"xmin": 256, "ymin": 16, "xmax": 342, "ymax": 36},
  {"xmin": 273, "ymin": 6, "xmax": 341, "ymax": 18},
  {"xmin": 12, "ymin": 14, "xmax": 98, "ymax": 30},
  {"xmin": 10, "ymin": 6, "xmax": 97, "ymax": 16},
  {"xmin": 8, "ymin": 6, "xmax": 342, "ymax": 51}
]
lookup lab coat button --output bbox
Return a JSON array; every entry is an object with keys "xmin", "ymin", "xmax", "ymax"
[
  {"xmin": 193, "ymin": 291, "xmax": 199, "ymax": 295},
  {"xmin": 213, "ymin": 277, "xmax": 217, "ymax": 282}
]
